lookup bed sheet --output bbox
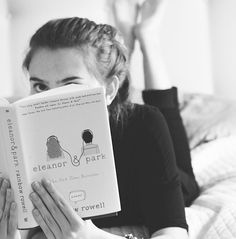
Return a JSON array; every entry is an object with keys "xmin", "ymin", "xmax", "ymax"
[{"xmin": 186, "ymin": 136, "xmax": 236, "ymax": 239}]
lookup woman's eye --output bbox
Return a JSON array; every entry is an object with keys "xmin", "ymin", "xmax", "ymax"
[{"xmin": 33, "ymin": 83, "xmax": 49, "ymax": 92}]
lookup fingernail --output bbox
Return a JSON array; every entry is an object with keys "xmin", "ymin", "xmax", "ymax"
[
  {"xmin": 45, "ymin": 179, "xmax": 51, "ymax": 186},
  {"xmin": 11, "ymin": 202, "xmax": 16, "ymax": 210},
  {"xmin": 32, "ymin": 181, "xmax": 41, "ymax": 190},
  {"xmin": 6, "ymin": 188, "xmax": 11, "ymax": 199},
  {"xmin": 30, "ymin": 192, "xmax": 38, "ymax": 200},
  {"xmin": 33, "ymin": 209, "xmax": 39, "ymax": 216},
  {"xmin": 2, "ymin": 179, "xmax": 9, "ymax": 188}
]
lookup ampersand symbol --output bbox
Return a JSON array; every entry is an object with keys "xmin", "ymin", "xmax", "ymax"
[{"xmin": 72, "ymin": 155, "xmax": 80, "ymax": 166}]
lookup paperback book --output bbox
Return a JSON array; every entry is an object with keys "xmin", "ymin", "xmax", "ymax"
[{"xmin": 0, "ymin": 85, "xmax": 120, "ymax": 229}]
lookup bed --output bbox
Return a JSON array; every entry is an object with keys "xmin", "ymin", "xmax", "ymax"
[
  {"xmin": 102, "ymin": 90, "xmax": 236, "ymax": 239},
  {"xmin": 181, "ymin": 92, "xmax": 236, "ymax": 239}
]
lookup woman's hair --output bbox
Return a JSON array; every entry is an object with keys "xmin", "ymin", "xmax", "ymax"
[{"xmin": 23, "ymin": 17, "xmax": 132, "ymax": 123}]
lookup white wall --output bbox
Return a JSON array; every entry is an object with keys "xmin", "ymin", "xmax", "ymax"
[
  {"xmin": 209, "ymin": 0, "xmax": 236, "ymax": 100},
  {"xmin": 0, "ymin": 0, "xmax": 12, "ymax": 98},
  {"xmin": 162, "ymin": 0, "xmax": 213, "ymax": 94}
]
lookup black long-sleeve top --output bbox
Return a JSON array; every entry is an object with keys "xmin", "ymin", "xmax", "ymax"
[{"xmin": 93, "ymin": 103, "xmax": 188, "ymax": 235}]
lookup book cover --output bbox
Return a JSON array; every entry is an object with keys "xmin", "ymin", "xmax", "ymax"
[{"xmin": 0, "ymin": 85, "xmax": 121, "ymax": 229}]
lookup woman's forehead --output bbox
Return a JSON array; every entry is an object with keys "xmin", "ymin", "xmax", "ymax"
[{"xmin": 28, "ymin": 48, "xmax": 92, "ymax": 79}]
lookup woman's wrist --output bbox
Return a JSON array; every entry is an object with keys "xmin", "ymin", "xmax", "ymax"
[{"xmin": 94, "ymin": 227, "xmax": 126, "ymax": 239}]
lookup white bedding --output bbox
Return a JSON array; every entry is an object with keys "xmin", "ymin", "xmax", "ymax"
[
  {"xmin": 103, "ymin": 136, "xmax": 236, "ymax": 239},
  {"xmin": 186, "ymin": 135, "xmax": 236, "ymax": 239}
]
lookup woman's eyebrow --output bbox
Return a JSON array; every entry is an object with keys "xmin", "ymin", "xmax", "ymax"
[
  {"xmin": 59, "ymin": 76, "xmax": 82, "ymax": 84},
  {"xmin": 30, "ymin": 77, "xmax": 47, "ymax": 83}
]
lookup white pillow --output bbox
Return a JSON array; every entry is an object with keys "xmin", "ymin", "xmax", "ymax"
[{"xmin": 180, "ymin": 93, "xmax": 236, "ymax": 149}]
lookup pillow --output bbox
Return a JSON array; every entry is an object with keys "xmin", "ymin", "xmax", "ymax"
[
  {"xmin": 180, "ymin": 93, "xmax": 236, "ymax": 149},
  {"xmin": 130, "ymin": 87, "xmax": 236, "ymax": 149}
]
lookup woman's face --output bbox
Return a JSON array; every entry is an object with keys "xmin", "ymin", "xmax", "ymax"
[{"xmin": 28, "ymin": 48, "xmax": 101, "ymax": 94}]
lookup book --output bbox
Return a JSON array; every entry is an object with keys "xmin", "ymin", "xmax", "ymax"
[{"xmin": 0, "ymin": 84, "xmax": 121, "ymax": 229}]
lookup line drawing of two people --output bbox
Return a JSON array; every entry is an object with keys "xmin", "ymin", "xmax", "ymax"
[{"xmin": 46, "ymin": 129, "xmax": 100, "ymax": 166}]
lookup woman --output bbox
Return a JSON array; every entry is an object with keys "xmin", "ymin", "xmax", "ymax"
[{"xmin": 0, "ymin": 1, "xmax": 199, "ymax": 238}]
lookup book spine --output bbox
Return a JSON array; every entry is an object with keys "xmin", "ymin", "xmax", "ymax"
[
  {"xmin": 0, "ymin": 108, "xmax": 8, "ymax": 178},
  {"xmin": 0, "ymin": 106, "xmax": 37, "ymax": 229}
]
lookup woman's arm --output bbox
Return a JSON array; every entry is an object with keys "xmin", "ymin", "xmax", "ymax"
[
  {"xmin": 151, "ymin": 227, "xmax": 188, "ymax": 239},
  {"xmin": 29, "ymin": 178, "xmax": 124, "ymax": 239},
  {"xmin": 134, "ymin": 0, "xmax": 171, "ymax": 90},
  {"xmin": 113, "ymin": 0, "xmax": 171, "ymax": 90},
  {"xmin": 29, "ymin": 178, "xmax": 188, "ymax": 239},
  {"xmin": 30, "ymin": 225, "xmax": 188, "ymax": 239},
  {"xmin": 95, "ymin": 226, "xmax": 188, "ymax": 239},
  {"xmin": 84, "ymin": 226, "xmax": 188, "ymax": 239}
]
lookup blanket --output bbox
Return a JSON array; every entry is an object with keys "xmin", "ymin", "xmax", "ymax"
[{"xmin": 186, "ymin": 136, "xmax": 236, "ymax": 239}]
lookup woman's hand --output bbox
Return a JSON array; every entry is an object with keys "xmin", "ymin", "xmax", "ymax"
[
  {"xmin": 0, "ymin": 177, "xmax": 18, "ymax": 239},
  {"xmin": 134, "ymin": 0, "xmax": 168, "ymax": 42},
  {"xmin": 29, "ymin": 178, "xmax": 100, "ymax": 239}
]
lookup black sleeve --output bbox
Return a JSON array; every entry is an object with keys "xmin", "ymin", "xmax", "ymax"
[
  {"xmin": 142, "ymin": 87, "xmax": 192, "ymax": 174},
  {"xmin": 133, "ymin": 106, "xmax": 188, "ymax": 234},
  {"xmin": 142, "ymin": 87, "xmax": 199, "ymax": 206},
  {"xmin": 142, "ymin": 87, "xmax": 179, "ymax": 109}
]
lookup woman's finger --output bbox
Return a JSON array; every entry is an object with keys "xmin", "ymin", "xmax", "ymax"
[
  {"xmin": 0, "ymin": 178, "xmax": 3, "ymax": 188},
  {"xmin": 32, "ymin": 208, "xmax": 55, "ymax": 239},
  {"xmin": 0, "ymin": 188, "xmax": 12, "ymax": 236},
  {"xmin": 0, "ymin": 178, "xmax": 3, "ymax": 219},
  {"xmin": 31, "ymin": 181, "xmax": 70, "ymax": 231},
  {"xmin": 41, "ymin": 178, "xmax": 83, "ymax": 228},
  {"xmin": 29, "ymin": 191, "xmax": 61, "ymax": 238},
  {"xmin": 8, "ymin": 202, "xmax": 18, "ymax": 237},
  {"xmin": 2, "ymin": 189, "xmax": 12, "ymax": 221},
  {"xmin": 0, "ymin": 179, "xmax": 10, "ymax": 217}
]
